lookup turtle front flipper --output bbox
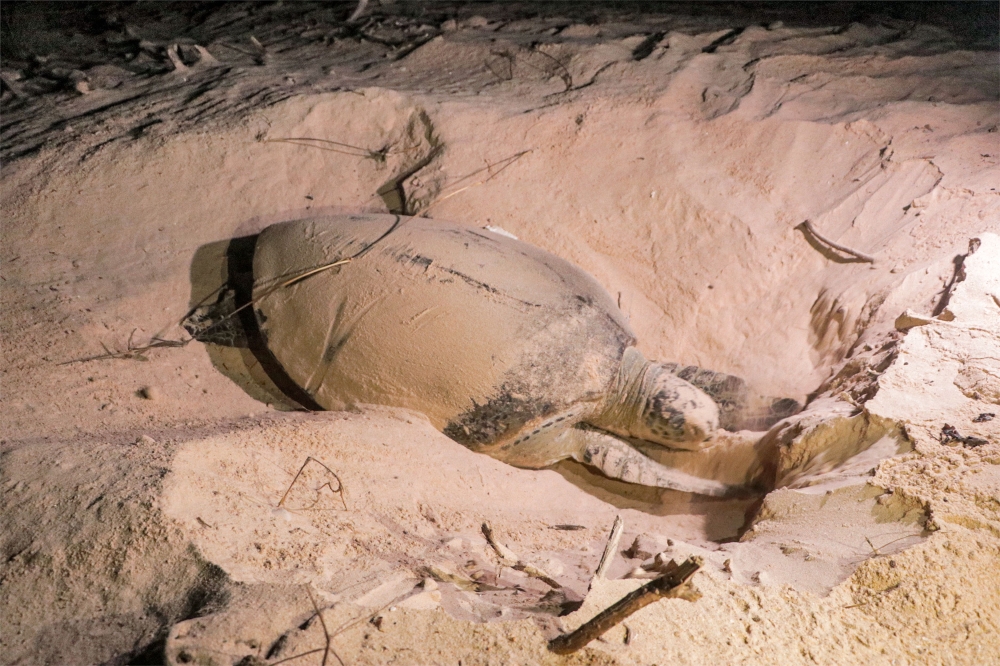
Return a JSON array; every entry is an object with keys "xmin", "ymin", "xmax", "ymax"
[
  {"xmin": 493, "ymin": 421, "xmax": 748, "ymax": 497},
  {"xmin": 570, "ymin": 427, "xmax": 749, "ymax": 498}
]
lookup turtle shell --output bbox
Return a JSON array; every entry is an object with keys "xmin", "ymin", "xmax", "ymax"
[{"xmin": 252, "ymin": 214, "xmax": 635, "ymax": 450}]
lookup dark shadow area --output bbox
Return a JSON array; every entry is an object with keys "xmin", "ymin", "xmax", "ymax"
[
  {"xmin": 931, "ymin": 250, "xmax": 971, "ymax": 317},
  {"xmin": 125, "ymin": 561, "xmax": 231, "ymax": 666},
  {"xmin": 3, "ymin": 2, "xmax": 996, "ymax": 65},
  {"xmin": 186, "ymin": 233, "xmax": 323, "ymax": 412},
  {"xmin": 581, "ymin": 1, "xmax": 999, "ymax": 49},
  {"xmin": 3, "ymin": 2, "xmax": 993, "ymax": 163},
  {"xmin": 226, "ymin": 234, "xmax": 325, "ymax": 411},
  {"xmin": 551, "ymin": 459, "xmax": 759, "ymax": 544}
]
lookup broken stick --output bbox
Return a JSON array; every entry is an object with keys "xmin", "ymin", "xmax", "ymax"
[
  {"xmin": 797, "ymin": 220, "xmax": 875, "ymax": 263},
  {"xmin": 481, "ymin": 521, "xmax": 517, "ymax": 565},
  {"xmin": 481, "ymin": 522, "xmax": 561, "ymax": 588},
  {"xmin": 548, "ymin": 556, "xmax": 703, "ymax": 655},
  {"xmin": 594, "ymin": 515, "xmax": 623, "ymax": 580}
]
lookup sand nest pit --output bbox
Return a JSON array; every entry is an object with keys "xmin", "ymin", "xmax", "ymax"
[{"xmin": 2, "ymin": 3, "xmax": 999, "ymax": 664}]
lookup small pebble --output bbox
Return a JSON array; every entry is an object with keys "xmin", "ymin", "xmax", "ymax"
[
  {"xmin": 138, "ymin": 386, "xmax": 160, "ymax": 400},
  {"xmin": 625, "ymin": 533, "xmax": 670, "ymax": 560}
]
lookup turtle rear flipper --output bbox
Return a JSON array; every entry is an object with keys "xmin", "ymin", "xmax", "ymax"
[
  {"xmin": 663, "ymin": 364, "xmax": 801, "ymax": 432},
  {"xmin": 571, "ymin": 427, "xmax": 751, "ymax": 498},
  {"xmin": 182, "ymin": 288, "xmax": 249, "ymax": 348},
  {"xmin": 495, "ymin": 422, "xmax": 748, "ymax": 498}
]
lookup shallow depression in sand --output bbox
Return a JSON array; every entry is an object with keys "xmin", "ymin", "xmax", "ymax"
[{"xmin": 11, "ymin": 84, "xmax": 959, "ymax": 600}]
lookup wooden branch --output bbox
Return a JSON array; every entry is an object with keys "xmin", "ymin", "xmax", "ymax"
[
  {"xmin": 594, "ymin": 515, "xmax": 623, "ymax": 579},
  {"xmin": 481, "ymin": 522, "xmax": 517, "ymax": 565},
  {"xmin": 481, "ymin": 522, "xmax": 561, "ymax": 588},
  {"xmin": 798, "ymin": 220, "xmax": 875, "ymax": 263},
  {"xmin": 549, "ymin": 556, "xmax": 703, "ymax": 655}
]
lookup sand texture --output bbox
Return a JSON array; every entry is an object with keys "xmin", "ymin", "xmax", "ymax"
[{"xmin": 1, "ymin": 3, "xmax": 998, "ymax": 665}]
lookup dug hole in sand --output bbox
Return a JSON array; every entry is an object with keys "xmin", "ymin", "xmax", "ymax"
[{"xmin": 1, "ymin": 4, "xmax": 998, "ymax": 665}]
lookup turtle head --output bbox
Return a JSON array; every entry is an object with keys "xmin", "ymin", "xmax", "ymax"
[{"xmin": 598, "ymin": 347, "xmax": 719, "ymax": 449}]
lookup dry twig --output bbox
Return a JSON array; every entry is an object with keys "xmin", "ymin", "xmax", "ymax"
[
  {"xmin": 267, "ymin": 136, "xmax": 421, "ymax": 163},
  {"xmin": 307, "ymin": 587, "xmax": 344, "ymax": 666},
  {"xmin": 58, "ymin": 331, "xmax": 189, "ymax": 365},
  {"xmin": 189, "ymin": 257, "xmax": 353, "ymax": 345},
  {"xmin": 481, "ymin": 522, "xmax": 561, "ymax": 588},
  {"xmin": 278, "ymin": 456, "xmax": 348, "ymax": 511},
  {"xmin": 485, "ymin": 50, "xmax": 516, "ymax": 82},
  {"xmin": 532, "ymin": 47, "xmax": 573, "ymax": 91},
  {"xmin": 515, "ymin": 562, "xmax": 561, "ymax": 589},
  {"xmin": 940, "ymin": 423, "xmax": 988, "ymax": 448},
  {"xmin": 193, "ymin": 45, "xmax": 219, "ymax": 65},
  {"xmin": 215, "ymin": 41, "xmax": 260, "ymax": 58},
  {"xmin": 484, "ymin": 48, "xmax": 572, "ymax": 90},
  {"xmin": 420, "ymin": 149, "xmax": 531, "ymax": 214},
  {"xmin": 549, "ymin": 556, "xmax": 703, "ymax": 655},
  {"xmin": 270, "ymin": 584, "xmax": 417, "ymax": 666},
  {"xmin": 481, "ymin": 521, "xmax": 517, "ymax": 565},
  {"xmin": 594, "ymin": 515, "xmax": 624, "ymax": 580},
  {"xmin": 797, "ymin": 220, "xmax": 875, "ymax": 263}
]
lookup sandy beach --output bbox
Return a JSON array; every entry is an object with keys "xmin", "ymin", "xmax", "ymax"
[{"xmin": 2, "ymin": 3, "xmax": 998, "ymax": 664}]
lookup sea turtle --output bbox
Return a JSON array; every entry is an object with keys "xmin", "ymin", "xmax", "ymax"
[{"xmin": 185, "ymin": 214, "xmax": 799, "ymax": 497}]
